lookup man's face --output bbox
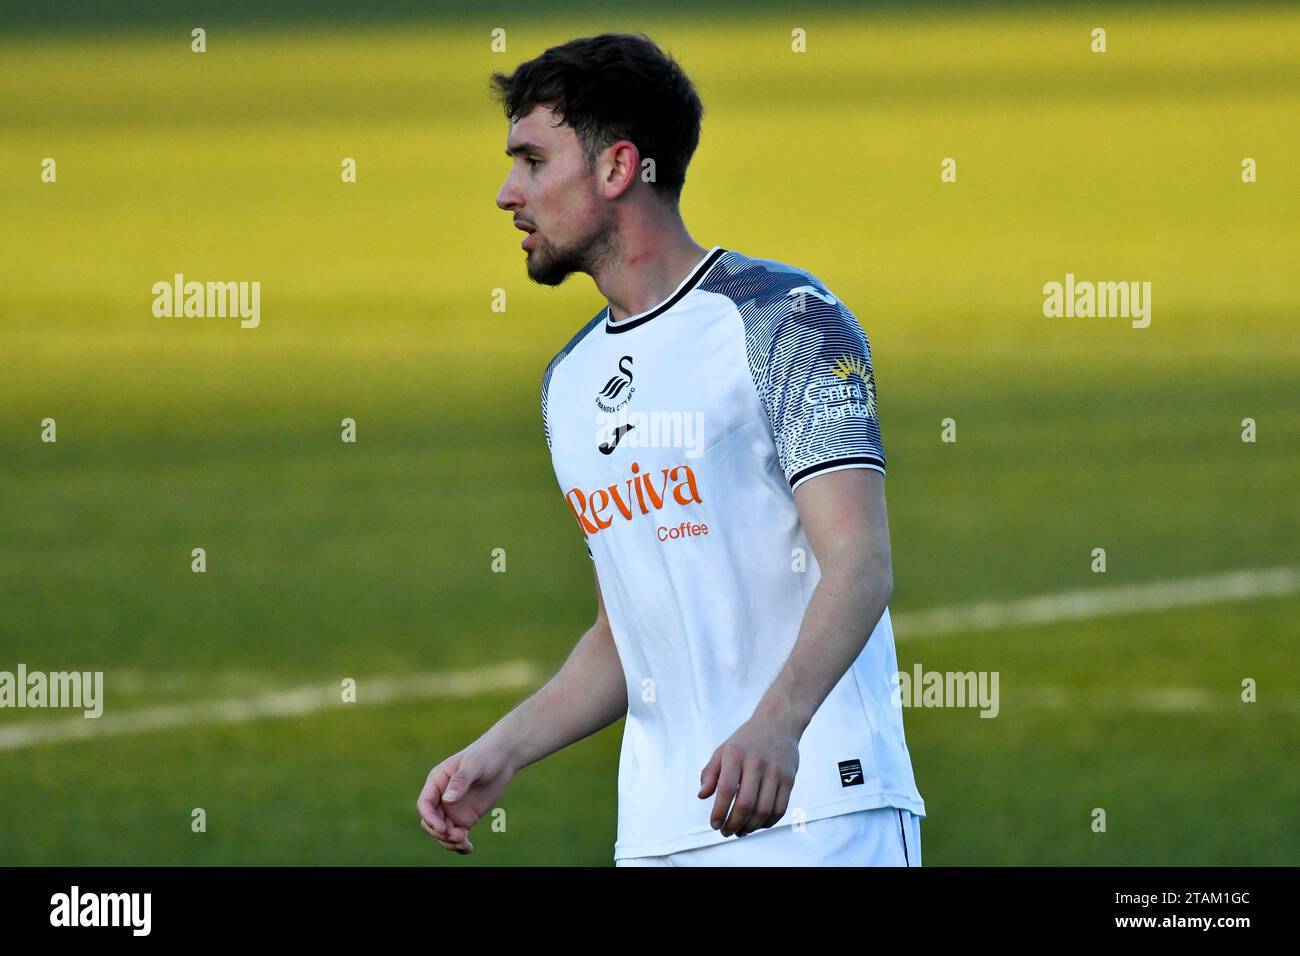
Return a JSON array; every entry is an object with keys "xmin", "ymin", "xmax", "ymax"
[{"xmin": 496, "ymin": 105, "xmax": 614, "ymax": 286}]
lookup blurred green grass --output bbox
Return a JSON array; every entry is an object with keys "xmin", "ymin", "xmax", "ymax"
[
  {"xmin": 4, "ymin": 595, "xmax": 1295, "ymax": 865},
  {"xmin": 1, "ymin": 6, "xmax": 1297, "ymax": 864}
]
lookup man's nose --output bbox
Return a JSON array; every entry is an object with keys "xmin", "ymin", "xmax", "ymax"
[{"xmin": 496, "ymin": 174, "xmax": 521, "ymax": 211}]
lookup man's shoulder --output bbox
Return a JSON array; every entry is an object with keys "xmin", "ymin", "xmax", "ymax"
[
  {"xmin": 702, "ymin": 248, "xmax": 840, "ymax": 314},
  {"xmin": 541, "ymin": 305, "xmax": 607, "ymax": 392},
  {"xmin": 704, "ymin": 250, "xmax": 855, "ymax": 362}
]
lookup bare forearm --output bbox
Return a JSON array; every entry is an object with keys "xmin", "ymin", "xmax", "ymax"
[
  {"xmin": 755, "ymin": 559, "xmax": 892, "ymax": 737},
  {"xmin": 485, "ymin": 619, "xmax": 628, "ymax": 772}
]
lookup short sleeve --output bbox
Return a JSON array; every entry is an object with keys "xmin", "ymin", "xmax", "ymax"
[
  {"xmin": 541, "ymin": 372, "xmax": 553, "ymax": 452},
  {"xmin": 760, "ymin": 294, "xmax": 886, "ymax": 492},
  {"xmin": 542, "ymin": 372, "xmax": 592, "ymax": 560}
]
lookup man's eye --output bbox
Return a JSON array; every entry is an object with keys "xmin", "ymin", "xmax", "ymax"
[{"xmin": 527, "ymin": 158, "xmax": 541, "ymax": 169}]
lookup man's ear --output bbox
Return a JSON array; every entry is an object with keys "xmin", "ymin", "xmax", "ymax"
[{"xmin": 600, "ymin": 140, "xmax": 640, "ymax": 200}]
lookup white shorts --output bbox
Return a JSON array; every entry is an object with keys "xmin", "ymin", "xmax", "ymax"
[{"xmin": 615, "ymin": 806, "xmax": 922, "ymax": 867}]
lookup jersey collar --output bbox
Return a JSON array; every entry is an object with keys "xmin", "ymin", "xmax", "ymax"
[{"xmin": 604, "ymin": 246, "xmax": 728, "ymax": 334}]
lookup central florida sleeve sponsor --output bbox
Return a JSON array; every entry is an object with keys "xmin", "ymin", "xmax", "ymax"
[{"xmin": 761, "ymin": 294, "xmax": 886, "ymax": 492}]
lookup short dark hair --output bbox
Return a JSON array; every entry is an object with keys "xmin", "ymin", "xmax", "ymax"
[{"xmin": 489, "ymin": 33, "xmax": 704, "ymax": 207}]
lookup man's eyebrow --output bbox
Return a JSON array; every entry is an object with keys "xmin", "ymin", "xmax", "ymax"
[{"xmin": 504, "ymin": 142, "xmax": 548, "ymax": 157}]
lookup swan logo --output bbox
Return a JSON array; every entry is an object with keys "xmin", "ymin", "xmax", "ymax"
[{"xmin": 595, "ymin": 355, "xmax": 636, "ymax": 413}]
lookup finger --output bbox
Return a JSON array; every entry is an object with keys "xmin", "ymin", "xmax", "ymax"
[
  {"xmin": 698, "ymin": 750, "xmax": 722, "ymax": 798},
  {"xmin": 770, "ymin": 779, "xmax": 793, "ymax": 827},
  {"xmin": 418, "ymin": 804, "xmax": 447, "ymax": 836},
  {"xmin": 744, "ymin": 770, "xmax": 782, "ymax": 834},
  {"xmin": 421, "ymin": 818, "xmax": 467, "ymax": 851},
  {"xmin": 443, "ymin": 760, "xmax": 481, "ymax": 804},
  {"xmin": 442, "ymin": 821, "xmax": 469, "ymax": 843},
  {"xmin": 420, "ymin": 815, "xmax": 460, "ymax": 844},
  {"xmin": 431, "ymin": 828, "xmax": 469, "ymax": 854},
  {"xmin": 417, "ymin": 791, "xmax": 446, "ymax": 831},
  {"xmin": 446, "ymin": 826, "xmax": 474, "ymax": 853},
  {"xmin": 721, "ymin": 759, "xmax": 761, "ymax": 837},
  {"xmin": 709, "ymin": 752, "xmax": 742, "ymax": 830},
  {"xmin": 417, "ymin": 766, "xmax": 453, "ymax": 829}
]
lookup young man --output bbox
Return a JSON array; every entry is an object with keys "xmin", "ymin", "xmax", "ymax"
[{"xmin": 417, "ymin": 32, "xmax": 925, "ymax": 866}]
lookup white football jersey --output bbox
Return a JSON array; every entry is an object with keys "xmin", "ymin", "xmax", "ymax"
[{"xmin": 540, "ymin": 246, "xmax": 925, "ymax": 859}]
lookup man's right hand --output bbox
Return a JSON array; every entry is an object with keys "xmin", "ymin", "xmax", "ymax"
[{"xmin": 416, "ymin": 741, "xmax": 516, "ymax": 854}]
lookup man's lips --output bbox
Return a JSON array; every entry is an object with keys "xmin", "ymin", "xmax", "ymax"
[{"xmin": 515, "ymin": 221, "xmax": 536, "ymax": 250}]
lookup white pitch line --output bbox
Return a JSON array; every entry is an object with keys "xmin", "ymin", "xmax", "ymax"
[
  {"xmin": 1017, "ymin": 685, "xmax": 1299, "ymax": 714},
  {"xmin": 2, "ymin": 566, "xmax": 1297, "ymax": 751},
  {"xmin": 0, "ymin": 660, "xmax": 546, "ymax": 752},
  {"xmin": 892, "ymin": 565, "xmax": 1300, "ymax": 639}
]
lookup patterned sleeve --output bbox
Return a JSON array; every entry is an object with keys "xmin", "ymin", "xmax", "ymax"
[
  {"xmin": 540, "ymin": 369, "xmax": 553, "ymax": 453},
  {"xmin": 759, "ymin": 291, "xmax": 886, "ymax": 492},
  {"xmin": 542, "ymin": 364, "xmax": 594, "ymax": 560}
]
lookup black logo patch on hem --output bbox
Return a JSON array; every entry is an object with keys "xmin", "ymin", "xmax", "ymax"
[{"xmin": 838, "ymin": 759, "xmax": 863, "ymax": 787}]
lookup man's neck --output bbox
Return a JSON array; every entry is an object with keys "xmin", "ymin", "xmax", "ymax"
[{"xmin": 593, "ymin": 224, "xmax": 709, "ymax": 323}]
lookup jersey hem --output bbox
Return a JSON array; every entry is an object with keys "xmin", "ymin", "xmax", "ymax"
[
  {"xmin": 789, "ymin": 458, "xmax": 885, "ymax": 493},
  {"xmin": 612, "ymin": 790, "xmax": 926, "ymax": 860}
]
